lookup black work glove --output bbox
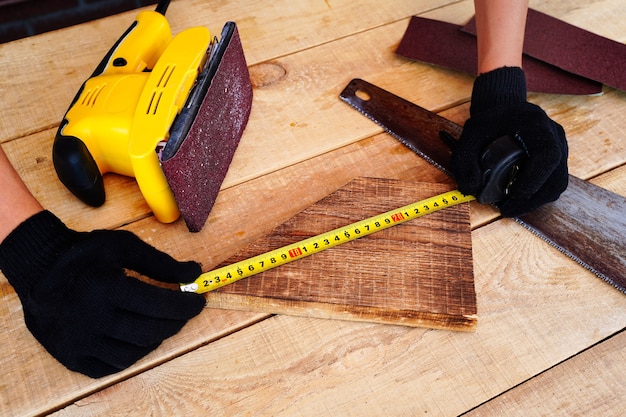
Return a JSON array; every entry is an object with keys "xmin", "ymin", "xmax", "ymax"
[
  {"xmin": 451, "ymin": 67, "xmax": 569, "ymax": 217},
  {"xmin": 0, "ymin": 210, "xmax": 205, "ymax": 378}
]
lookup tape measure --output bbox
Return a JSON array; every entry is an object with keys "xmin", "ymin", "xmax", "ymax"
[{"xmin": 179, "ymin": 189, "xmax": 474, "ymax": 294}]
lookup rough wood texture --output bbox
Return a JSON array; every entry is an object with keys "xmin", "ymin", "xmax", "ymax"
[
  {"xmin": 466, "ymin": 330, "xmax": 626, "ymax": 417},
  {"xmin": 208, "ymin": 178, "xmax": 476, "ymax": 330},
  {"xmin": 1, "ymin": 0, "xmax": 626, "ymax": 416},
  {"xmin": 519, "ymin": 175, "xmax": 626, "ymax": 292}
]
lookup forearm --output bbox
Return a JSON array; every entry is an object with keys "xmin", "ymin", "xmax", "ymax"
[
  {"xmin": 0, "ymin": 147, "xmax": 43, "ymax": 241},
  {"xmin": 474, "ymin": 0, "xmax": 529, "ymax": 74}
]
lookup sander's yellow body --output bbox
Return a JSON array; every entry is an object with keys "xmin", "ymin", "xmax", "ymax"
[{"xmin": 53, "ymin": 0, "xmax": 252, "ymax": 232}]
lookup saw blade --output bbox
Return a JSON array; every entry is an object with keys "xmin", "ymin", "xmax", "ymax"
[
  {"xmin": 340, "ymin": 78, "xmax": 626, "ymax": 294},
  {"xmin": 517, "ymin": 175, "xmax": 626, "ymax": 293},
  {"xmin": 340, "ymin": 79, "xmax": 461, "ymax": 175}
]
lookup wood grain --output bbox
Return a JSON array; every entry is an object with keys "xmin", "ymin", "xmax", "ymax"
[
  {"xmin": 467, "ymin": 330, "xmax": 626, "ymax": 417},
  {"xmin": 53, "ymin": 230, "xmax": 626, "ymax": 416},
  {"xmin": 0, "ymin": 0, "xmax": 458, "ymax": 142},
  {"xmin": 0, "ymin": 127, "xmax": 453, "ymax": 417},
  {"xmin": 1, "ymin": 0, "xmax": 626, "ymax": 416},
  {"xmin": 519, "ymin": 175, "xmax": 626, "ymax": 291},
  {"xmin": 1, "ymin": 0, "xmax": 625, "ymax": 233},
  {"xmin": 0, "ymin": 15, "xmax": 475, "ymax": 231},
  {"xmin": 208, "ymin": 178, "xmax": 476, "ymax": 330}
]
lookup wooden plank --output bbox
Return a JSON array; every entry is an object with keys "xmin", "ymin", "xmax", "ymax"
[
  {"xmin": 51, "ymin": 217, "xmax": 626, "ymax": 416},
  {"xmin": 217, "ymin": 18, "xmax": 474, "ymax": 188},
  {"xmin": 458, "ymin": 157, "xmax": 626, "ymax": 417},
  {"xmin": 0, "ymin": 133, "xmax": 451, "ymax": 417},
  {"xmin": 2, "ymin": 0, "xmax": 626, "ymax": 415},
  {"xmin": 0, "ymin": 0, "xmax": 457, "ymax": 141},
  {"xmin": 466, "ymin": 331, "xmax": 626, "ymax": 417},
  {"xmin": 592, "ymin": 163, "xmax": 626, "ymax": 195},
  {"xmin": 3, "ymin": 79, "xmax": 625, "ymax": 416},
  {"xmin": 43, "ymin": 142, "xmax": 626, "ymax": 417},
  {"xmin": 209, "ymin": 178, "xmax": 476, "ymax": 330},
  {"xmin": 4, "ymin": 78, "xmax": 625, "ymax": 234},
  {"xmin": 45, "ymin": 164, "xmax": 626, "ymax": 416},
  {"xmin": 0, "ymin": 18, "xmax": 475, "ymax": 230},
  {"xmin": 2, "ymin": 0, "xmax": 624, "ymax": 233},
  {"xmin": 0, "ymin": 300, "xmax": 269, "ymax": 417},
  {"xmin": 3, "ymin": 6, "xmax": 625, "ymax": 235}
]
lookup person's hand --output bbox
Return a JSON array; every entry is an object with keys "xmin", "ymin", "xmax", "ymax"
[
  {"xmin": 0, "ymin": 211, "xmax": 205, "ymax": 378},
  {"xmin": 451, "ymin": 67, "xmax": 569, "ymax": 217}
]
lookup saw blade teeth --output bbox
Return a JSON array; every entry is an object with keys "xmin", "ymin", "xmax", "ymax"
[
  {"xmin": 514, "ymin": 218, "xmax": 626, "ymax": 295},
  {"xmin": 391, "ymin": 135, "xmax": 451, "ymax": 176},
  {"xmin": 340, "ymin": 96, "xmax": 451, "ymax": 176}
]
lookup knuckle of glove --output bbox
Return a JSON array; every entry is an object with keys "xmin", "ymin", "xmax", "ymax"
[
  {"xmin": 452, "ymin": 117, "xmax": 503, "ymax": 195},
  {"xmin": 90, "ymin": 228, "xmax": 143, "ymax": 253},
  {"xmin": 511, "ymin": 109, "xmax": 568, "ymax": 199}
]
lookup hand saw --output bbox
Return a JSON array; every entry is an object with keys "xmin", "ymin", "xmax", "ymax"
[{"xmin": 340, "ymin": 78, "xmax": 626, "ymax": 294}]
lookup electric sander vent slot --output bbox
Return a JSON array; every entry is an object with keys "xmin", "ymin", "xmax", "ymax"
[
  {"xmin": 80, "ymin": 84, "xmax": 106, "ymax": 108},
  {"xmin": 146, "ymin": 91, "xmax": 163, "ymax": 115},
  {"xmin": 156, "ymin": 64, "xmax": 175, "ymax": 88},
  {"xmin": 145, "ymin": 64, "xmax": 176, "ymax": 115}
]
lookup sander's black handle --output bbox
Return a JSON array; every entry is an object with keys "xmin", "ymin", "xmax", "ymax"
[
  {"xmin": 52, "ymin": 126, "xmax": 105, "ymax": 207},
  {"xmin": 155, "ymin": 0, "xmax": 170, "ymax": 15}
]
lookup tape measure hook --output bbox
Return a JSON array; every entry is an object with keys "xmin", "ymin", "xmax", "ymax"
[{"xmin": 180, "ymin": 283, "xmax": 199, "ymax": 292}]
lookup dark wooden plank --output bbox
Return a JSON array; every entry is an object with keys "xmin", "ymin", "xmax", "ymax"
[{"xmin": 206, "ymin": 177, "xmax": 476, "ymax": 331}]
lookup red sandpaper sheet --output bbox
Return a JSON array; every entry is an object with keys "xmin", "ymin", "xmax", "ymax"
[
  {"xmin": 396, "ymin": 16, "xmax": 602, "ymax": 95},
  {"xmin": 463, "ymin": 9, "xmax": 626, "ymax": 92},
  {"xmin": 161, "ymin": 24, "xmax": 253, "ymax": 232}
]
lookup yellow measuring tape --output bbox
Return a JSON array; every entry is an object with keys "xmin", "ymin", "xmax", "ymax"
[{"xmin": 179, "ymin": 189, "xmax": 474, "ymax": 294}]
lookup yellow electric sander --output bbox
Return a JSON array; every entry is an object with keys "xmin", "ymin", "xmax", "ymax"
[{"xmin": 52, "ymin": 0, "xmax": 252, "ymax": 232}]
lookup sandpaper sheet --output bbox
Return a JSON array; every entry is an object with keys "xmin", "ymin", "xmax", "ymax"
[
  {"xmin": 161, "ymin": 24, "xmax": 252, "ymax": 232},
  {"xmin": 463, "ymin": 9, "xmax": 626, "ymax": 92},
  {"xmin": 205, "ymin": 177, "xmax": 477, "ymax": 331},
  {"xmin": 396, "ymin": 16, "xmax": 602, "ymax": 95}
]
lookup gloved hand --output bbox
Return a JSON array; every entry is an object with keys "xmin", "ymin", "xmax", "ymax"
[
  {"xmin": 451, "ymin": 66, "xmax": 569, "ymax": 217},
  {"xmin": 0, "ymin": 210, "xmax": 206, "ymax": 378}
]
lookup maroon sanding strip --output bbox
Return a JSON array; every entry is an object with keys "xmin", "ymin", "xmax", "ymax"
[
  {"xmin": 396, "ymin": 16, "xmax": 602, "ymax": 95},
  {"xmin": 396, "ymin": 17, "xmax": 477, "ymax": 78},
  {"xmin": 462, "ymin": 9, "xmax": 626, "ymax": 92},
  {"xmin": 161, "ymin": 24, "xmax": 253, "ymax": 232},
  {"xmin": 396, "ymin": 17, "xmax": 601, "ymax": 95}
]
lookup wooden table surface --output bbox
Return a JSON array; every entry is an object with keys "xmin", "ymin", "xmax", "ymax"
[{"xmin": 1, "ymin": 0, "xmax": 625, "ymax": 415}]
